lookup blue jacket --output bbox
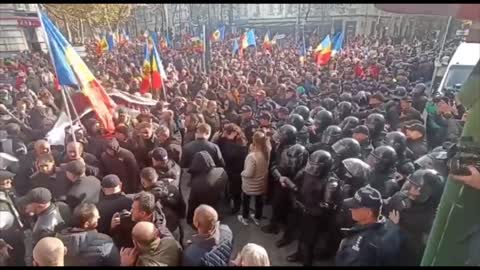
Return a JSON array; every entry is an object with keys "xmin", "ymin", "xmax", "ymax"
[{"xmin": 182, "ymin": 223, "xmax": 233, "ymax": 266}]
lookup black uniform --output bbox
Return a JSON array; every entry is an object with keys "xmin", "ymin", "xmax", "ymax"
[
  {"xmin": 0, "ymin": 184, "xmax": 25, "ymax": 266},
  {"xmin": 288, "ymin": 150, "xmax": 341, "ymax": 266}
]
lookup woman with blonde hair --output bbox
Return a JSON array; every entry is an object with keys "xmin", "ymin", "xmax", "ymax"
[
  {"xmin": 232, "ymin": 243, "xmax": 270, "ymax": 266},
  {"xmin": 238, "ymin": 131, "xmax": 271, "ymax": 226}
]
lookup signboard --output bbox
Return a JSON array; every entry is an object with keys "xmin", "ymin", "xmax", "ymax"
[{"xmin": 17, "ymin": 18, "xmax": 41, "ymax": 28}]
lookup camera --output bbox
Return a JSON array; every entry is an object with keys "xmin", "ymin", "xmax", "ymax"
[
  {"xmin": 119, "ymin": 209, "xmax": 131, "ymax": 224},
  {"xmin": 447, "ymin": 136, "xmax": 480, "ymax": 176}
]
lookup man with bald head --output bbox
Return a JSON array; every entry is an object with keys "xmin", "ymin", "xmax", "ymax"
[
  {"xmin": 63, "ymin": 141, "xmax": 101, "ymax": 178},
  {"xmin": 33, "ymin": 237, "xmax": 66, "ymax": 266},
  {"xmin": 182, "ymin": 204, "xmax": 233, "ymax": 266},
  {"xmin": 120, "ymin": 221, "xmax": 181, "ymax": 266}
]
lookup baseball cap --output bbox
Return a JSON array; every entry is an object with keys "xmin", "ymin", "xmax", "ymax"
[
  {"xmin": 353, "ymin": 125, "xmax": 370, "ymax": 136},
  {"xmin": 343, "ymin": 186, "xmax": 382, "ymax": 210},
  {"xmin": 240, "ymin": 105, "xmax": 252, "ymax": 113},
  {"xmin": 23, "ymin": 187, "xmax": 52, "ymax": 205},
  {"xmin": 0, "ymin": 170, "xmax": 15, "ymax": 182},
  {"xmin": 150, "ymin": 147, "xmax": 168, "ymax": 161},
  {"xmin": 102, "ymin": 174, "xmax": 122, "ymax": 188},
  {"xmin": 405, "ymin": 123, "xmax": 426, "ymax": 135}
]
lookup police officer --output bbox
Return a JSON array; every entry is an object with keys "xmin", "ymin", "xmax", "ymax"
[
  {"xmin": 388, "ymin": 169, "xmax": 443, "ymax": 266},
  {"xmin": 1, "ymin": 124, "xmax": 27, "ymax": 161},
  {"xmin": 384, "ymin": 131, "xmax": 415, "ymax": 182},
  {"xmin": 331, "ymin": 138, "xmax": 362, "ymax": 171},
  {"xmin": 336, "ymin": 186, "xmax": 401, "ymax": 266},
  {"xmin": 339, "ymin": 116, "xmax": 360, "ymax": 138},
  {"xmin": 334, "ymin": 101, "xmax": 353, "ymax": 124},
  {"xmin": 352, "ymin": 125, "xmax": 374, "ymax": 160},
  {"xmin": 293, "ymin": 105, "xmax": 312, "ymax": 126},
  {"xmin": 365, "ymin": 113, "xmax": 386, "ymax": 148},
  {"xmin": 288, "ymin": 113, "xmax": 309, "ymax": 145},
  {"xmin": 0, "ymin": 170, "xmax": 25, "ymax": 266},
  {"xmin": 308, "ymin": 125, "xmax": 342, "ymax": 153},
  {"xmin": 288, "ymin": 150, "xmax": 340, "ymax": 266},
  {"xmin": 366, "ymin": 145, "xmax": 400, "ymax": 198},
  {"xmin": 309, "ymin": 110, "xmax": 333, "ymax": 144},
  {"xmin": 262, "ymin": 125, "xmax": 299, "ymax": 235}
]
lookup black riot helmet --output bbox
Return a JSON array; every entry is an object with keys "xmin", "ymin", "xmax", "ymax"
[
  {"xmin": 412, "ymin": 83, "xmax": 426, "ymax": 97},
  {"xmin": 384, "ymin": 131, "xmax": 407, "ymax": 155},
  {"xmin": 332, "ymin": 138, "xmax": 362, "ymax": 163},
  {"xmin": 334, "ymin": 101, "xmax": 353, "ymax": 122},
  {"xmin": 278, "ymin": 124, "xmax": 297, "ymax": 145},
  {"xmin": 339, "ymin": 116, "xmax": 360, "ymax": 137},
  {"xmin": 310, "ymin": 106, "xmax": 326, "ymax": 119},
  {"xmin": 341, "ymin": 158, "xmax": 371, "ymax": 189},
  {"xmin": 314, "ymin": 110, "xmax": 333, "ymax": 132},
  {"xmin": 392, "ymin": 86, "xmax": 407, "ymax": 100},
  {"xmin": 414, "ymin": 150, "xmax": 448, "ymax": 178},
  {"xmin": 322, "ymin": 98, "xmax": 337, "ymax": 112},
  {"xmin": 365, "ymin": 113, "xmax": 385, "ymax": 135},
  {"xmin": 402, "ymin": 169, "xmax": 443, "ymax": 203},
  {"xmin": 293, "ymin": 105, "xmax": 311, "ymax": 122},
  {"xmin": 282, "ymin": 144, "xmax": 309, "ymax": 175},
  {"xmin": 321, "ymin": 125, "xmax": 342, "ymax": 146},
  {"xmin": 304, "ymin": 150, "xmax": 332, "ymax": 178},
  {"xmin": 353, "ymin": 91, "xmax": 369, "ymax": 107},
  {"xmin": 288, "ymin": 113, "xmax": 305, "ymax": 131},
  {"xmin": 366, "ymin": 145, "xmax": 397, "ymax": 172},
  {"xmin": 340, "ymin": 92, "xmax": 353, "ymax": 103}
]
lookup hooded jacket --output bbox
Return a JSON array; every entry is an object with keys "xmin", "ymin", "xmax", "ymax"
[
  {"xmin": 189, "ymin": 151, "xmax": 227, "ymax": 206},
  {"xmin": 154, "ymin": 160, "xmax": 181, "ymax": 188},
  {"xmin": 56, "ymin": 227, "xmax": 120, "ymax": 266}
]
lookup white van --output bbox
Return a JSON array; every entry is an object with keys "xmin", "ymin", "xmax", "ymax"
[{"xmin": 437, "ymin": 42, "xmax": 480, "ymax": 95}]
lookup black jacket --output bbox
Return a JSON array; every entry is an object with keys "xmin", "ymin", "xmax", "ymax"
[
  {"xmin": 146, "ymin": 180, "xmax": 186, "ymax": 233},
  {"xmin": 406, "ymin": 139, "xmax": 428, "ymax": 161},
  {"xmin": 216, "ymin": 138, "xmax": 248, "ymax": 195},
  {"xmin": 30, "ymin": 169, "xmax": 70, "ymax": 201},
  {"xmin": 154, "ymin": 160, "xmax": 181, "ymax": 189},
  {"xmin": 56, "ymin": 228, "xmax": 120, "ymax": 266},
  {"xmin": 100, "ymin": 145, "xmax": 140, "ymax": 194},
  {"xmin": 32, "ymin": 203, "xmax": 65, "ymax": 245},
  {"xmin": 96, "ymin": 193, "xmax": 133, "ymax": 235},
  {"xmin": 66, "ymin": 175, "xmax": 101, "ymax": 211},
  {"xmin": 189, "ymin": 151, "xmax": 228, "ymax": 207},
  {"xmin": 181, "ymin": 139, "xmax": 225, "ymax": 169},
  {"xmin": 158, "ymin": 139, "xmax": 182, "ymax": 165}
]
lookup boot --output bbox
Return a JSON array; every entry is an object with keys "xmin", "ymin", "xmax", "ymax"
[{"xmin": 261, "ymin": 223, "xmax": 279, "ymax": 234}]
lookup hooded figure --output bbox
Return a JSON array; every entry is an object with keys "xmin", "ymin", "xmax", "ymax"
[
  {"xmin": 186, "ymin": 151, "xmax": 228, "ymax": 225},
  {"xmin": 100, "ymin": 138, "xmax": 140, "ymax": 194}
]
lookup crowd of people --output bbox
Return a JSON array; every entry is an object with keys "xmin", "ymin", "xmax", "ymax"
[{"xmin": 0, "ymin": 27, "xmax": 473, "ymax": 266}]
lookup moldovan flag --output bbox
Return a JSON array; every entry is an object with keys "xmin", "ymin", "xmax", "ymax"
[
  {"xmin": 139, "ymin": 41, "xmax": 152, "ymax": 94},
  {"xmin": 314, "ymin": 34, "xmax": 331, "ymax": 54},
  {"xmin": 150, "ymin": 39, "xmax": 167, "ymax": 93},
  {"xmin": 263, "ymin": 31, "xmax": 272, "ymax": 52},
  {"xmin": 39, "ymin": 11, "xmax": 116, "ymax": 133},
  {"xmin": 316, "ymin": 36, "xmax": 332, "ymax": 66}
]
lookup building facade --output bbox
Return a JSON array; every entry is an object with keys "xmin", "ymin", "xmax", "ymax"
[{"xmin": 0, "ymin": 4, "xmax": 46, "ymax": 57}]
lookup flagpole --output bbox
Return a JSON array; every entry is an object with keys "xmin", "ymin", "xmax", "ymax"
[
  {"xmin": 36, "ymin": 4, "xmax": 76, "ymax": 144},
  {"xmin": 202, "ymin": 24, "xmax": 206, "ymax": 73}
]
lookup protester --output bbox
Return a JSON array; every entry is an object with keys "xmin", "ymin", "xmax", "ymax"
[
  {"xmin": 32, "ymin": 237, "xmax": 66, "ymax": 266},
  {"xmin": 56, "ymin": 203, "xmax": 120, "ymax": 266},
  {"xmin": 232, "ymin": 243, "xmax": 270, "ymax": 266},
  {"xmin": 182, "ymin": 204, "xmax": 233, "ymax": 266}
]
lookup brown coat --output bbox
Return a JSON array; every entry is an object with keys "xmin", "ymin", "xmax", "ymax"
[{"xmin": 136, "ymin": 238, "xmax": 182, "ymax": 266}]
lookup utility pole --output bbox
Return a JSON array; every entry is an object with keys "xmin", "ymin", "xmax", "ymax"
[{"xmin": 429, "ymin": 16, "xmax": 452, "ymax": 95}]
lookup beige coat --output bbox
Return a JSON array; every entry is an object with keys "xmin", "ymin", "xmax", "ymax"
[{"xmin": 241, "ymin": 151, "xmax": 269, "ymax": 195}]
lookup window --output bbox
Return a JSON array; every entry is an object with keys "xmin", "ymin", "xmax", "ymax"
[
  {"xmin": 443, "ymin": 65, "xmax": 474, "ymax": 90},
  {"xmin": 269, "ymin": 4, "xmax": 274, "ymax": 15},
  {"xmin": 15, "ymin": 4, "xmax": 27, "ymax": 10}
]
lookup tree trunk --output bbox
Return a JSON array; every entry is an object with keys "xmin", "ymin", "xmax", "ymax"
[{"xmin": 80, "ymin": 19, "xmax": 85, "ymax": 43}]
